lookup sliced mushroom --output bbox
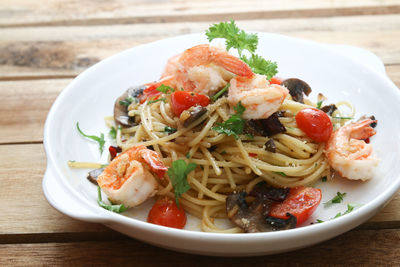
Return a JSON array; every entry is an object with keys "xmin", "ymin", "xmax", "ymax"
[
  {"xmin": 226, "ymin": 183, "xmax": 296, "ymax": 233},
  {"xmin": 281, "ymin": 78, "xmax": 311, "ymax": 103},
  {"xmin": 114, "ymin": 85, "xmax": 145, "ymax": 127},
  {"xmin": 320, "ymin": 104, "xmax": 337, "ymax": 116},
  {"xmin": 180, "ymin": 105, "xmax": 207, "ymax": 127},
  {"xmin": 245, "ymin": 112, "xmax": 286, "ymax": 137},
  {"xmin": 87, "ymin": 168, "xmax": 104, "ymax": 185},
  {"xmin": 265, "ymin": 139, "xmax": 277, "ymax": 153}
]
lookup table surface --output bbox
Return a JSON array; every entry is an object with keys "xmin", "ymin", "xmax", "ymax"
[{"xmin": 1, "ymin": 0, "xmax": 400, "ymax": 265}]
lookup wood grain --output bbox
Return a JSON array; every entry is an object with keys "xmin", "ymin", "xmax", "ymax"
[
  {"xmin": 0, "ymin": 229, "xmax": 399, "ymax": 265},
  {"xmin": 1, "ymin": 15, "xmax": 399, "ymax": 80},
  {"xmin": 1, "ymin": 0, "xmax": 399, "ymax": 27}
]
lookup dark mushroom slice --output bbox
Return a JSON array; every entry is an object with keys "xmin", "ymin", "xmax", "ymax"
[
  {"xmin": 245, "ymin": 112, "xmax": 286, "ymax": 137},
  {"xmin": 226, "ymin": 183, "xmax": 296, "ymax": 233},
  {"xmin": 320, "ymin": 104, "xmax": 337, "ymax": 116},
  {"xmin": 114, "ymin": 85, "xmax": 145, "ymax": 127},
  {"xmin": 87, "ymin": 168, "xmax": 104, "ymax": 185},
  {"xmin": 180, "ymin": 105, "xmax": 207, "ymax": 127},
  {"xmin": 281, "ymin": 78, "xmax": 311, "ymax": 103},
  {"xmin": 265, "ymin": 139, "xmax": 277, "ymax": 153}
]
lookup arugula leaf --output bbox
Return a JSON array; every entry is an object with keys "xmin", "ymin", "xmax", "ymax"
[
  {"xmin": 97, "ymin": 186, "xmax": 127, "ymax": 213},
  {"xmin": 241, "ymin": 54, "xmax": 278, "ymax": 80},
  {"xmin": 211, "ymin": 83, "xmax": 230, "ymax": 102},
  {"xmin": 212, "ymin": 102, "xmax": 246, "ymax": 139},
  {"xmin": 206, "ymin": 20, "xmax": 258, "ymax": 56},
  {"xmin": 164, "ymin": 126, "xmax": 177, "ymax": 134},
  {"xmin": 156, "ymin": 84, "xmax": 175, "ymax": 94},
  {"xmin": 324, "ymin": 192, "xmax": 346, "ymax": 206},
  {"xmin": 167, "ymin": 160, "xmax": 197, "ymax": 205},
  {"xmin": 76, "ymin": 122, "xmax": 105, "ymax": 154},
  {"xmin": 148, "ymin": 97, "xmax": 166, "ymax": 104},
  {"xmin": 109, "ymin": 126, "xmax": 117, "ymax": 139}
]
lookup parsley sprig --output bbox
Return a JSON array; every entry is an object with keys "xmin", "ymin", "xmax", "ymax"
[
  {"xmin": 156, "ymin": 84, "xmax": 175, "ymax": 94},
  {"xmin": 206, "ymin": 20, "xmax": 278, "ymax": 79},
  {"xmin": 167, "ymin": 160, "xmax": 197, "ymax": 205},
  {"xmin": 97, "ymin": 186, "xmax": 127, "ymax": 213},
  {"xmin": 212, "ymin": 101, "xmax": 246, "ymax": 139},
  {"xmin": 76, "ymin": 122, "xmax": 105, "ymax": 154}
]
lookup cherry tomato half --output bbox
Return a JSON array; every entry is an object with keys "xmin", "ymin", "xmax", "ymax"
[
  {"xmin": 170, "ymin": 91, "xmax": 210, "ymax": 116},
  {"xmin": 295, "ymin": 108, "xmax": 333, "ymax": 142},
  {"xmin": 147, "ymin": 197, "xmax": 186, "ymax": 229},
  {"xmin": 269, "ymin": 186, "xmax": 322, "ymax": 227}
]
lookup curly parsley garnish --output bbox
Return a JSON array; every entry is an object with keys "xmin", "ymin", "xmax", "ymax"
[
  {"xmin": 97, "ymin": 186, "xmax": 127, "ymax": 213},
  {"xmin": 76, "ymin": 122, "xmax": 105, "ymax": 154},
  {"xmin": 206, "ymin": 20, "xmax": 278, "ymax": 79},
  {"xmin": 212, "ymin": 101, "xmax": 246, "ymax": 139},
  {"xmin": 167, "ymin": 160, "xmax": 197, "ymax": 205}
]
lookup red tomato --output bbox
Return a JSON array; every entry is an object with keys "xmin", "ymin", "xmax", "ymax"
[
  {"xmin": 170, "ymin": 91, "xmax": 210, "ymax": 116},
  {"xmin": 269, "ymin": 186, "xmax": 322, "ymax": 227},
  {"xmin": 295, "ymin": 108, "xmax": 333, "ymax": 142},
  {"xmin": 147, "ymin": 197, "xmax": 186, "ymax": 229},
  {"xmin": 269, "ymin": 77, "xmax": 283, "ymax": 85}
]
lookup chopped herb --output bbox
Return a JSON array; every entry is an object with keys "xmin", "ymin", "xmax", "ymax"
[
  {"xmin": 314, "ymin": 162, "xmax": 318, "ymax": 167},
  {"xmin": 212, "ymin": 101, "xmax": 246, "ymax": 139},
  {"xmin": 97, "ymin": 186, "xmax": 127, "ymax": 213},
  {"xmin": 316, "ymin": 100, "xmax": 323, "ymax": 109},
  {"xmin": 316, "ymin": 219, "xmax": 324, "ymax": 223},
  {"xmin": 274, "ymin": 171, "xmax": 287, "ymax": 176},
  {"xmin": 334, "ymin": 204, "xmax": 357, "ymax": 218},
  {"xmin": 76, "ymin": 122, "xmax": 105, "ymax": 154},
  {"xmin": 185, "ymin": 152, "xmax": 191, "ymax": 159},
  {"xmin": 321, "ymin": 176, "xmax": 327, "ymax": 182},
  {"xmin": 156, "ymin": 84, "xmax": 175, "ymax": 94},
  {"xmin": 220, "ymin": 150, "xmax": 227, "ymax": 155},
  {"xmin": 246, "ymin": 133, "xmax": 254, "ymax": 139},
  {"xmin": 206, "ymin": 20, "xmax": 278, "ymax": 80},
  {"xmin": 164, "ymin": 126, "xmax": 177, "ymax": 134},
  {"xmin": 324, "ymin": 192, "xmax": 346, "ymax": 206},
  {"xmin": 119, "ymin": 95, "xmax": 136, "ymax": 107},
  {"xmin": 148, "ymin": 97, "xmax": 166, "ymax": 104},
  {"xmin": 109, "ymin": 126, "xmax": 117, "ymax": 139},
  {"xmin": 167, "ymin": 160, "xmax": 197, "ymax": 205},
  {"xmin": 211, "ymin": 83, "xmax": 230, "ymax": 102},
  {"xmin": 100, "ymin": 164, "xmax": 109, "ymax": 168}
]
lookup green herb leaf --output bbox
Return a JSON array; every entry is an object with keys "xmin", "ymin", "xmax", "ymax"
[
  {"xmin": 148, "ymin": 97, "xmax": 166, "ymax": 104},
  {"xmin": 76, "ymin": 122, "xmax": 105, "ymax": 154},
  {"xmin": 220, "ymin": 150, "xmax": 227, "ymax": 155},
  {"xmin": 97, "ymin": 186, "xmax": 127, "ymax": 213},
  {"xmin": 185, "ymin": 152, "xmax": 191, "ymax": 159},
  {"xmin": 241, "ymin": 54, "xmax": 278, "ymax": 80},
  {"xmin": 156, "ymin": 84, "xmax": 175, "ymax": 94},
  {"xmin": 316, "ymin": 100, "xmax": 323, "ymax": 109},
  {"xmin": 332, "ymin": 116, "xmax": 353, "ymax": 120},
  {"xmin": 211, "ymin": 83, "xmax": 230, "ymax": 102},
  {"xmin": 316, "ymin": 219, "xmax": 324, "ymax": 223},
  {"xmin": 206, "ymin": 20, "xmax": 258, "ymax": 56},
  {"xmin": 109, "ymin": 126, "xmax": 117, "ymax": 139},
  {"xmin": 212, "ymin": 101, "xmax": 246, "ymax": 139},
  {"xmin": 164, "ymin": 126, "xmax": 177, "ymax": 134},
  {"xmin": 321, "ymin": 176, "xmax": 327, "ymax": 182},
  {"xmin": 274, "ymin": 171, "xmax": 287, "ymax": 177},
  {"xmin": 167, "ymin": 160, "xmax": 197, "ymax": 205},
  {"xmin": 324, "ymin": 192, "xmax": 346, "ymax": 206},
  {"xmin": 119, "ymin": 95, "xmax": 136, "ymax": 107}
]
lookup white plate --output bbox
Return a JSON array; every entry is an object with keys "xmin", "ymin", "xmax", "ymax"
[{"xmin": 43, "ymin": 32, "xmax": 400, "ymax": 256}]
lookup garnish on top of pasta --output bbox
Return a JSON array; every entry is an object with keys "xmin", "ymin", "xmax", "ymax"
[{"xmin": 71, "ymin": 21, "xmax": 379, "ymax": 233}]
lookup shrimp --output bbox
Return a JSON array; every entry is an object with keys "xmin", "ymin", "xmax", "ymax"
[
  {"xmin": 324, "ymin": 119, "xmax": 379, "ymax": 181},
  {"xmin": 97, "ymin": 145, "xmax": 168, "ymax": 208},
  {"xmin": 228, "ymin": 74, "xmax": 289, "ymax": 119},
  {"xmin": 162, "ymin": 44, "xmax": 253, "ymax": 95}
]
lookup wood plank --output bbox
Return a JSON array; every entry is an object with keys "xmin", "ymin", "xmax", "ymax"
[
  {"xmin": 1, "ymin": 15, "xmax": 399, "ymax": 79},
  {"xmin": 0, "ymin": 79, "xmax": 70, "ymax": 143},
  {"xmin": 1, "ymin": 0, "xmax": 399, "ymax": 27},
  {"xmin": 0, "ymin": 143, "xmax": 399, "ymax": 237},
  {"xmin": 0, "ymin": 229, "xmax": 399, "ymax": 265}
]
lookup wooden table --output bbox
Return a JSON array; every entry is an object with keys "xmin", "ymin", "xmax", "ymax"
[{"xmin": 1, "ymin": 0, "xmax": 399, "ymax": 265}]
